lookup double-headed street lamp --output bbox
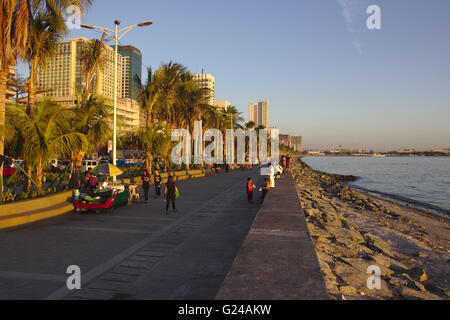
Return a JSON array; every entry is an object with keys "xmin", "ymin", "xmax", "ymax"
[{"xmin": 81, "ymin": 20, "xmax": 152, "ymax": 180}]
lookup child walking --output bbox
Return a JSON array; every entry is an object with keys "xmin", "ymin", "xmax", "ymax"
[{"xmin": 247, "ymin": 178, "xmax": 256, "ymax": 204}]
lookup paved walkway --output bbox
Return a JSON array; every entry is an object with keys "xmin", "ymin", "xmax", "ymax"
[
  {"xmin": 216, "ymin": 173, "xmax": 329, "ymax": 300},
  {"xmin": 0, "ymin": 169, "xmax": 264, "ymax": 300}
]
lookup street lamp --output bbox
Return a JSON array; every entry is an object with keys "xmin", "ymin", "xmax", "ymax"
[{"xmin": 81, "ymin": 20, "xmax": 152, "ymax": 182}]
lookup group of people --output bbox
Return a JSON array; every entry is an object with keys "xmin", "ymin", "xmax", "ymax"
[
  {"xmin": 83, "ymin": 168, "xmax": 99, "ymax": 194},
  {"xmin": 246, "ymin": 154, "xmax": 292, "ymax": 205},
  {"xmin": 139, "ymin": 169, "xmax": 178, "ymax": 214}
]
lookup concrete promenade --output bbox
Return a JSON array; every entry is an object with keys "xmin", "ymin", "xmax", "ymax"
[
  {"xmin": 216, "ymin": 173, "xmax": 329, "ymax": 300},
  {"xmin": 0, "ymin": 168, "xmax": 328, "ymax": 300}
]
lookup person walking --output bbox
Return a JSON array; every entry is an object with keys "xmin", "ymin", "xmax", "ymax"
[
  {"xmin": 154, "ymin": 169, "xmax": 162, "ymax": 199},
  {"xmin": 247, "ymin": 177, "xmax": 256, "ymax": 204},
  {"xmin": 140, "ymin": 169, "xmax": 151, "ymax": 203},
  {"xmin": 260, "ymin": 177, "xmax": 271, "ymax": 204},
  {"xmin": 286, "ymin": 155, "xmax": 291, "ymax": 172},
  {"xmin": 164, "ymin": 176, "xmax": 178, "ymax": 214}
]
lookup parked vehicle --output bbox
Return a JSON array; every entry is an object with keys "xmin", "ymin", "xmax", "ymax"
[
  {"xmin": 50, "ymin": 159, "xmax": 71, "ymax": 172},
  {"xmin": 75, "ymin": 189, "xmax": 120, "ymax": 213},
  {"xmin": 3, "ymin": 163, "xmax": 16, "ymax": 177},
  {"xmin": 81, "ymin": 159, "xmax": 104, "ymax": 172}
]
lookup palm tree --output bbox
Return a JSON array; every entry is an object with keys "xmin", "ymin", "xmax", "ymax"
[
  {"xmin": 25, "ymin": 9, "xmax": 66, "ymax": 114},
  {"xmin": 135, "ymin": 66, "xmax": 160, "ymax": 127},
  {"xmin": 139, "ymin": 123, "xmax": 167, "ymax": 173},
  {"xmin": 154, "ymin": 62, "xmax": 186, "ymax": 126},
  {"xmin": 0, "ymin": 0, "xmax": 92, "ymax": 200},
  {"xmin": 176, "ymin": 72, "xmax": 210, "ymax": 132},
  {"xmin": 245, "ymin": 121, "xmax": 256, "ymax": 130},
  {"xmin": 69, "ymin": 92, "xmax": 112, "ymax": 186},
  {"xmin": 6, "ymin": 99, "xmax": 87, "ymax": 190},
  {"xmin": 223, "ymin": 106, "xmax": 244, "ymax": 131},
  {"xmin": 79, "ymin": 34, "xmax": 107, "ymax": 103},
  {"xmin": 0, "ymin": 1, "xmax": 22, "ymax": 200}
]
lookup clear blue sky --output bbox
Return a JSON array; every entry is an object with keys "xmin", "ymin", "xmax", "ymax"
[{"xmin": 31, "ymin": 0, "xmax": 450, "ymax": 151}]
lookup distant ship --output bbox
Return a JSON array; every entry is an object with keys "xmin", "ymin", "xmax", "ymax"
[{"xmin": 373, "ymin": 153, "xmax": 386, "ymax": 157}]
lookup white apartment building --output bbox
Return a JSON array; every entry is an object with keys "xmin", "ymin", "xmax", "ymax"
[{"xmin": 193, "ymin": 72, "xmax": 215, "ymax": 106}]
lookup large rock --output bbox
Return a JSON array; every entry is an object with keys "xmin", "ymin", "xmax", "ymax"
[
  {"xmin": 363, "ymin": 234, "xmax": 393, "ymax": 257},
  {"xmin": 405, "ymin": 268, "xmax": 428, "ymax": 283},
  {"xmin": 400, "ymin": 287, "xmax": 441, "ymax": 300},
  {"xmin": 340, "ymin": 286, "xmax": 357, "ymax": 296}
]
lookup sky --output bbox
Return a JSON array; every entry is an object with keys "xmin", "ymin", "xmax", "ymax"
[{"xmin": 21, "ymin": 0, "xmax": 450, "ymax": 151}]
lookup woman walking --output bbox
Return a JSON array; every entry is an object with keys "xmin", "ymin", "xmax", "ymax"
[
  {"xmin": 140, "ymin": 169, "xmax": 151, "ymax": 203},
  {"xmin": 164, "ymin": 176, "xmax": 178, "ymax": 214},
  {"xmin": 154, "ymin": 169, "xmax": 162, "ymax": 198}
]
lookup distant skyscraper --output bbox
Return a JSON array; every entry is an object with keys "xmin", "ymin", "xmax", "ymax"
[
  {"xmin": 249, "ymin": 99, "xmax": 269, "ymax": 128},
  {"xmin": 193, "ymin": 71, "xmax": 215, "ymax": 106},
  {"xmin": 280, "ymin": 134, "xmax": 303, "ymax": 152},
  {"xmin": 118, "ymin": 45, "xmax": 142, "ymax": 100}
]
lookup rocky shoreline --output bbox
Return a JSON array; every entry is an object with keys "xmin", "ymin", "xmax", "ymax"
[{"xmin": 291, "ymin": 158, "xmax": 450, "ymax": 300}]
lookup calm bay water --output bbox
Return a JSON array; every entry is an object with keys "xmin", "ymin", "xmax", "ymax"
[{"xmin": 302, "ymin": 156, "xmax": 450, "ymax": 214}]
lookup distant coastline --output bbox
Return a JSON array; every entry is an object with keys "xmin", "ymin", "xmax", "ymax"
[{"xmin": 301, "ymin": 155, "xmax": 450, "ymax": 218}]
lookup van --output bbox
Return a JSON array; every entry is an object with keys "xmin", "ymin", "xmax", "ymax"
[{"xmin": 81, "ymin": 159, "xmax": 101, "ymax": 172}]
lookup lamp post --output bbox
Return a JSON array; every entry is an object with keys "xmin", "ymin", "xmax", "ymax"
[{"xmin": 81, "ymin": 20, "xmax": 152, "ymax": 181}]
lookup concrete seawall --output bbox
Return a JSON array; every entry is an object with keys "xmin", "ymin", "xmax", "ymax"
[{"xmin": 216, "ymin": 173, "xmax": 329, "ymax": 300}]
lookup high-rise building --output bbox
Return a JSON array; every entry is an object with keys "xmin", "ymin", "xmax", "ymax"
[
  {"xmin": 38, "ymin": 37, "xmax": 122, "ymax": 103},
  {"xmin": 214, "ymin": 100, "xmax": 231, "ymax": 111},
  {"xmin": 38, "ymin": 38, "xmax": 143, "ymax": 133},
  {"xmin": 249, "ymin": 99, "xmax": 269, "ymax": 128},
  {"xmin": 280, "ymin": 134, "xmax": 302, "ymax": 152},
  {"xmin": 118, "ymin": 45, "xmax": 142, "ymax": 100},
  {"xmin": 193, "ymin": 72, "xmax": 215, "ymax": 106}
]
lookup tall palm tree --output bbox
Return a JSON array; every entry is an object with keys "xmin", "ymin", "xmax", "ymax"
[
  {"xmin": 25, "ymin": 9, "xmax": 63, "ymax": 114},
  {"xmin": 69, "ymin": 91, "xmax": 112, "ymax": 186},
  {"xmin": 176, "ymin": 72, "xmax": 210, "ymax": 133},
  {"xmin": 0, "ymin": 0, "xmax": 26, "ymax": 200},
  {"xmin": 154, "ymin": 62, "xmax": 186, "ymax": 126},
  {"xmin": 74, "ymin": 95, "xmax": 112, "ymax": 154},
  {"xmin": 223, "ymin": 106, "xmax": 244, "ymax": 131},
  {"xmin": 79, "ymin": 34, "xmax": 107, "ymax": 103},
  {"xmin": 135, "ymin": 66, "xmax": 160, "ymax": 127},
  {"xmin": 6, "ymin": 99, "xmax": 87, "ymax": 190},
  {"xmin": 0, "ymin": 0, "xmax": 92, "ymax": 200}
]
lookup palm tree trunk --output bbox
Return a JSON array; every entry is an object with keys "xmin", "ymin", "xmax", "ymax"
[
  {"xmin": 26, "ymin": 76, "xmax": 35, "ymax": 114},
  {"xmin": 27, "ymin": 60, "xmax": 39, "ymax": 114},
  {"xmin": 26, "ymin": 167, "xmax": 32, "ymax": 192},
  {"xmin": 71, "ymin": 150, "xmax": 83, "ymax": 187},
  {"xmin": 146, "ymin": 153, "xmax": 152, "ymax": 174},
  {"xmin": 35, "ymin": 158, "xmax": 43, "ymax": 190},
  {"xmin": 0, "ymin": 70, "xmax": 7, "ymax": 202}
]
